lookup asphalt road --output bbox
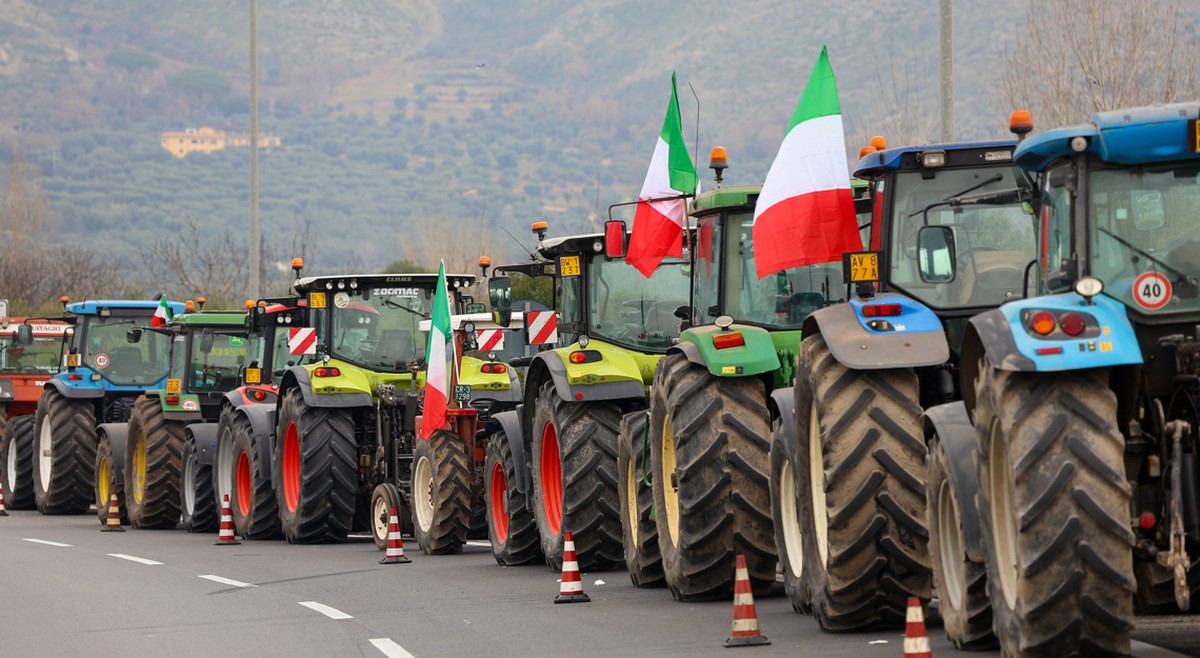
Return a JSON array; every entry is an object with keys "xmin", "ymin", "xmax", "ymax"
[{"xmin": 1, "ymin": 509, "xmax": 1198, "ymax": 657}]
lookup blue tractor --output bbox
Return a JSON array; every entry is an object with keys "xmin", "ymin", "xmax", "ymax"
[
  {"xmin": 31, "ymin": 299, "xmax": 184, "ymax": 515},
  {"xmin": 927, "ymin": 102, "xmax": 1200, "ymax": 655}
]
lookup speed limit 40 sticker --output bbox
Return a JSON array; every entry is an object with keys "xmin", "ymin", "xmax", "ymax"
[{"xmin": 1133, "ymin": 271, "xmax": 1172, "ymax": 310}]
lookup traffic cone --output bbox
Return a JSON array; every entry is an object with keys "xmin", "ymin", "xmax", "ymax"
[
  {"xmin": 214, "ymin": 494, "xmax": 241, "ymax": 545},
  {"xmin": 724, "ymin": 554, "xmax": 769, "ymax": 647},
  {"xmin": 554, "ymin": 530, "xmax": 590, "ymax": 603},
  {"xmin": 100, "ymin": 493, "xmax": 124, "ymax": 532},
  {"xmin": 0, "ymin": 480, "xmax": 8, "ymax": 516},
  {"xmin": 379, "ymin": 506, "xmax": 411, "ymax": 564},
  {"xmin": 904, "ymin": 597, "xmax": 932, "ymax": 658}
]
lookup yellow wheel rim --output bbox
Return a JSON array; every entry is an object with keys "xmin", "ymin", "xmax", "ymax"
[
  {"xmin": 989, "ymin": 419, "xmax": 1020, "ymax": 610},
  {"xmin": 97, "ymin": 456, "xmax": 109, "ymax": 507},
  {"xmin": 809, "ymin": 402, "xmax": 829, "ymax": 566},
  {"xmin": 133, "ymin": 431, "xmax": 146, "ymax": 505},
  {"xmin": 662, "ymin": 414, "xmax": 680, "ymax": 544},
  {"xmin": 626, "ymin": 457, "xmax": 639, "ymax": 546}
]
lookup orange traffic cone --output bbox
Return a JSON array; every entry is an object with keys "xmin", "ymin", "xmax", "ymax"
[
  {"xmin": 379, "ymin": 506, "xmax": 411, "ymax": 564},
  {"xmin": 214, "ymin": 494, "xmax": 241, "ymax": 545},
  {"xmin": 904, "ymin": 597, "xmax": 932, "ymax": 658},
  {"xmin": 100, "ymin": 493, "xmax": 124, "ymax": 532},
  {"xmin": 0, "ymin": 480, "xmax": 9, "ymax": 516},
  {"xmin": 554, "ymin": 530, "xmax": 590, "ymax": 603},
  {"xmin": 724, "ymin": 554, "xmax": 769, "ymax": 647}
]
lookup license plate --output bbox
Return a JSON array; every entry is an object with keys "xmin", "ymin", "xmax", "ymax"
[
  {"xmin": 559, "ymin": 255, "xmax": 580, "ymax": 277},
  {"xmin": 843, "ymin": 251, "xmax": 880, "ymax": 283},
  {"xmin": 454, "ymin": 384, "xmax": 472, "ymax": 402},
  {"xmin": 166, "ymin": 379, "xmax": 181, "ymax": 393}
]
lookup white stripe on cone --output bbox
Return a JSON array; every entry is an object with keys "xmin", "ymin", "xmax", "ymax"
[{"xmin": 904, "ymin": 637, "xmax": 932, "ymax": 653}]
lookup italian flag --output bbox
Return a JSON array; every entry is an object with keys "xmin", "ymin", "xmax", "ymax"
[
  {"xmin": 752, "ymin": 47, "xmax": 860, "ymax": 279},
  {"xmin": 626, "ymin": 72, "xmax": 698, "ymax": 277},
  {"xmin": 420, "ymin": 261, "xmax": 451, "ymax": 440},
  {"xmin": 150, "ymin": 296, "xmax": 173, "ymax": 328}
]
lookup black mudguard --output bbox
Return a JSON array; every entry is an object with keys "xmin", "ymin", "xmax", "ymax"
[{"xmin": 924, "ymin": 401, "xmax": 984, "ymax": 562}]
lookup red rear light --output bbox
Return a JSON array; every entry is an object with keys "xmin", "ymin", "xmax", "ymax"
[
  {"xmin": 1139, "ymin": 512, "xmax": 1157, "ymax": 529},
  {"xmin": 569, "ymin": 352, "xmax": 587, "ymax": 364},
  {"xmin": 862, "ymin": 304, "xmax": 902, "ymax": 317},
  {"xmin": 1031, "ymin": 311, "xmax": 1056, "ymax": 335},
  {"xmin": 68, "ymin": 374, "xmax": 83, "ymax": 381},
  {"xmin": 252, "ymin": 390, "xmax": 266, "ymax": 401},
  {"xmin": 491, "ymin": 364, "xmax": 506, "ymax": 374},
  {"xmin": 166, "ymin": 394, "xmax": 181, "ymax": 405},
  {"xmin": 481, "ymin": 364, "xmax": 492, "ymax": 373},
  {"xmin": 1035, "ymin": 346, "xmax": 1063, "ymax": 355},
  {"xmin": 314, "ymin": 367, "xmax": 340, "ymax": 377},
  {"xmin": 1060, "ymin": 312, "xmax": 1086, "ymax": 336},
  {"xmin": 713, "ymin": 332, "xmax": 746, "ymax": 349}
]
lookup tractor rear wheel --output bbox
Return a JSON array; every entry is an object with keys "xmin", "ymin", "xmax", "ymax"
[
  {"xmin": 274, "ymin": 388, "xmax": 356, "ymax": 543},
  {"xmin": 232, "ymin": 419, "xmax": 280, "ymax": 539},
  {"xmin": 770, "ymin": 415, "xmax": 808, "ymax": 613},
  {"xmin": 371, "ymin": 482, "xmax": 403, "ymax": 550},
  {"xmin": 33, "ymin": 387, "xmax": 96, "ymax": 515},
  {"xmin": 180, "ymin": 433, "xmax": 217, "ymax": 532},
  {"xmin": 485, "ymin": 429, "xmax": 541, "ymax": 565},
  {"xmin": 2, "ymin": 414, "xmax": 36, "ymax": 509},
  {"xmin": 975, "ymin": 362, "xmax": 1133, "ymax": 655},
  {"xmin": 124, "ymin": 397, "xmax": 185, "ymax": 529},
  {"xmin": 926, "ymin": 432, "xmax": 994, "ymax": 649},
  {"xmin": 618, "ymin": 410, "xmax": 663, "ymax": 587},
  {"xmin": 94, "ymin": 430, "xmax": 127, "ymax": 524},
  {"xmin": 411, "ymin": 429, "xmax": 471, "ymax": 554},
  {"xmin": 651, "ymin": 353, "xmax": 775, "ymax": 601},
  {"xmin": 795, "ymin": 334, "xmax": 930, "ymax": 630},
  {"xmin": 531, "ymin": 382, "xmax": 623, "ymax": 572}
]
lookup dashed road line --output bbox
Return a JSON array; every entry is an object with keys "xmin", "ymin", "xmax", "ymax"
[
  {"xmin": 370, "ymin": 638, "xmax": 416, "ymax": 658},
  {"xmin": 22, "ymin": 538, "xmax": 72, "ymax": 547},
  {"xmin": 298, "ymin": 601, "xmax": 352, "ymax": 619},
  {"xmin": 198, "ymin": 574, "xmax": 256, "ymax": 588},
  {"xmin": 107, "ymin": 553, "xmax": 162, "ymax": 565}
]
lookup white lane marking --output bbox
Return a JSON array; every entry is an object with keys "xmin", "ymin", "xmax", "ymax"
[
  {"xmin": 298, "ymin": 601, "xmax": 352, "ymax": 620},
  {"xmin": 370, "ymin": 638, "xmax": 416, "ymax": 658},
  {"xmin": 23, "ymin": 538, "xmax": 72, "ymax": 547},
  {"xmin": 198, "ymin": 574, "xmax": 256, "ymax": 588},
  {"xmin": 108, "ymin": 553, "xmax": 163, "ymax": 565}
]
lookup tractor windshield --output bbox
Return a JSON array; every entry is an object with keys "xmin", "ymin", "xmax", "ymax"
[
  {"xmin": 82, "ymin": 315, "xmax": 171, "ymax": 386},
  {"xmin": 329, "ymin": 287, "xmax": 433, "ymax": 372},
  {"xmin": 888, "ymin": 166, "xmax": 1036, "ymax": 309},
  {"xmin": 0, "ymin": 330, "xmax": 63, "ymax": 374},
  {"xmin": 187, "ymin": 330, "xmax": 248, "ymax": 392},
  {"xmin": 1082, "ymin": 162, "xmax": 1200, "ymax": 315},
  {"xmin": 587, "ymin": 253, "xmax": 689, "ymax": 350}
]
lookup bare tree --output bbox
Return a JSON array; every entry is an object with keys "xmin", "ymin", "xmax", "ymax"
[
  {"xmin": 858, "ymin": 53, "xmax": 939, "ymax": 149},
  {"xmin": 999, "ymin": 0, "xmax": 1199, "ymax": 128}
]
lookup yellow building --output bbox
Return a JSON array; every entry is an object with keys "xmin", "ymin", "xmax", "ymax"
[{"xmin": 160, "ymin": 126, "xmax": 281, "ymax": 158}]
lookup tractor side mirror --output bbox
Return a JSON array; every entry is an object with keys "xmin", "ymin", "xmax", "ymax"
[
  {"xmin": 15, "ymin": 323, "xmax": 33, "ymax": 346},
  {"xmin": 200, "ymin": 330, "xmax": 214, "ymax": 353},
  {"xmin": 126, "ymin": 328, "xmax": 143, "ymax": 344},
  {"xmin": 604, "ymin": 220, "xmax": 626, "ymax": 259},
  {"xmin": 918, "ymin": 226, "xmax": 957, "ymax": 283},
  {"xmin": 489, "ymin": 276, "xmax": 512, "ymax": 327}
]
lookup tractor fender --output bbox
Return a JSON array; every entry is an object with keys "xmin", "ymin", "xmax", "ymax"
[
  {"xmin": 802, "ymin": 295, "xmax": 949, "ymax": 370},
  {"xmin": 769, "ymin": 387, "xmax": 796, "ymax": 440},
  {"xmin": 238, "ymin": 403, "xmax": 278, "ymax": 482},
  {"xmin": 535, "ymin": 351, "xmax": 645, "ymax": 404},
  {"xmin": 46, "ymin": 377, "xmax": 105, "ymax": 399},
  {"xmin": 280, "ymin": 367, "xmax": 373, "ymax": 409},
  {"xmin": 491, "ymin": 409, "xmax": 528, "ymax": 496},
  {"xmin": 96, "ymin": 423, "xmax": 129, "ymax": 481},
  {"xmin": 186, "ymin": 423, "xmax": 220, "ymax": 467},
  {"xmin": 673, "ymin": 324, "xmax": 780, "ymax": 377},
  {"xmin": 924, "ymin": 401, "xmax": 984, "ymax": 562}
]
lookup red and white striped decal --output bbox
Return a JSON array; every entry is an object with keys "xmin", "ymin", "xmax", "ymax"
[
  {"xmin": 526, "ymin": 311, "xmax": 558, "ymax": 345},
  {"xmin": 476, "ymin": 329, "xmax": 504, "ymax": 352},
  {"xmin": 288, "ymin": 327, "xmax": 317, "ymax": 355}
]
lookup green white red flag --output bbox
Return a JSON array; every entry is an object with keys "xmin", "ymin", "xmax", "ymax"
[
  {"xmin": 421, "ymin": 261, "xmax": 451, "ymax": 440},
  {"xmin": 150, "ymin": 295, "xmax": 173, "ymax": 328},
  {"xmin": 626, "ymin": 72, "xmax": 698, "ymax": 277},
  {"xmin": 752, "ymin": 46, "xmax": 860, "ymax": 279}
]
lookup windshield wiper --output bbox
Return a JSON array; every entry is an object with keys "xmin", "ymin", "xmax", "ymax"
[
  {"xmin": 908, "ymin": 173, "xmax": 1006, "ymax": 219},
  {"xmin": 1097, "ymin": 227, "xmax": 1197, "ymax": 285},
  {"xmin": 383, "ymin": 298, "xmax": 427, "ymax": 319},
  {"xmin": 916, "ymin": 186, "xmax": 1031, "ymax": 226}
]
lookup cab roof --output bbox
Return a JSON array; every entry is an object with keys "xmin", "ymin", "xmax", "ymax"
[
  {"xmin": 171, "ymin": 310, "xmax": 246, "ymax": 328},
  {"xmin": 1014, "ymin": 102, "xmax": 1200, "ymax": 172},
  {"xmin": 853, "ymin": 140, "xmax": 1018, "ymax": 180},
  {"xmin": 67, "ymin": 300, "xmax": 185, "ymax": 316},
  {"xmin": 537, "ymin": 233, "xmax": 603, "ymax": 258},
  {"xmin": 294, "ymin": 273, "xmax": 476, "ymax": 294}
]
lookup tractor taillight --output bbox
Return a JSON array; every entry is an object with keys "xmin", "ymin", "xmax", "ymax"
[
  {"xmin": 251, "ymin": 390, "xmax": 267, "ymax": 401},
  {"xmin": 482, "ymin": 363, "xmax": 507, "ymax": 374},
  {"xmin": 712, "ymin": 332, "xmax": 746, "ymax": 349},
  {"xmin": 166, "ymin": 394, "xmax": 180, "ymax": 405},
  {"xmin": 568, "ymin": 351, "xmax": 601, "ymax": 364},
  {"xmin": 1060, "ymin": 312, "xmax": 1086, "ymax": 336},
  {"xmin": 1030, "ymin": 311, "xmax": 1056, "ymax": 335},
  {"xmin": 862, "ymin": 304, "xmax": 902, "ymax": 317},
  {"xmin": 314, "ymin": 367, "xmax": 340, "ymax": 378}
]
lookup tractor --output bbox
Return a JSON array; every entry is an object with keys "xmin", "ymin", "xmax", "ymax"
[
  {"xmin": 0, "ymin": 317, "xmax": 69, "ymax": 509},
  {"xmin": 30, "ymin": 298, "xmax": 184, "ymax": 515},
  {"xmin": 484, "ymin": 221, "xmax": 690, "ymax": 571},
  {"xmin": 94, "ymin": 304, "xmax": 251, "ymax": 529}
]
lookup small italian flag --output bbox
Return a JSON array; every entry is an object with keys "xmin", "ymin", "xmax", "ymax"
[
  {"xmin": 752, "ymin": 46, "xmax": 861, "ymax": 279},
  {"xmin": 420, "ymin": 261, "xmax": 452, "ymax": 440},
  {"xmin": 150, "ymin": 296, "xmax": 173, "ymax": 328},
  {"xmin": 625, "ymin": 72, "xmax": 698, "ymax": 277}
]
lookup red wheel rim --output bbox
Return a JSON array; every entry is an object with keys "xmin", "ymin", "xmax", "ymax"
[
  {"xmin": 236, "ymin": 450, "xmax": 252, "ymax": 517},
  {"xmin": 540, "ymin": 420, "xmax": 562, "ymax": 535},
  {"xmin": 490, "ymin": 461, "xmax": 509, "ymax": 544},
  {"xmin": 283, "ymin": 421, "xmax": 300, "ymax": 513}
]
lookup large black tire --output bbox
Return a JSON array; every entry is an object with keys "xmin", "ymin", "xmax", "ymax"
[
  {"xmin": 180, "ymin": 433, "xmax": 217, "ymax": 532},
  {"xmin": 274, "ymin": 388, "xmax": 357, "ymax": 544},
  {"xmin": 484, "ymin": 429, "xmax": 541, "ymax": 565},
  {"xmin": 530, "ymin": 382, "xmax": 623, "ymax": 572},
  {"xmin": 974, "ymin": 362, "xmax": 1134, "ymax": 656},
  {"xmin": 124, "ymin": 397, "xmax": 185, "ymax": 529},
  {"xmin": 33, "ymin": 387, "xmax": 96, "ymax": 515},
  {"xmin": 212, "ymin": 405, "xmax": 238, "ymax": 516},
  {"xmin": 795, "ymin": 334, "xmax": 930, "ymax": 630},
  {"xmin": 926, "ymin": 432, "xmax": 995, "ymax": 649},
  {"xmin": 411, "ymin": 429, "xmax": 471, "ymax": 554},
  {"xmin": 2, "ymin": 414, "xmax": 36, "ymax": 509},
  {"xmin": 618, "ymin": 409, "xmax": 664, "ymax": 587},
  {"xmin": 370, "ymin": 482, "xmax": 404, "ymax": 550},
  {"xmin": 770, "ymin": 415, "xmax": 808, "ymax": 613},
  {"xmin": 231, "ymin": 418, "xmax": 280, "ymax": 539},
  {"xmin": 94, "ymin": 430, "xmax": 128, "ymax": 524},
  {"xmin": 651, "ymin": 353, "xmax": 776, "ymax": 601}
]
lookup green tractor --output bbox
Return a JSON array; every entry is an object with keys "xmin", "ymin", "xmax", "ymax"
[
  {"xmin": 484, "ymin": 221, "xmax": 690, "ymax": 570},
  {"xmin": 96, "ymin": 304, "xmax": 249, "ymax": 529}
]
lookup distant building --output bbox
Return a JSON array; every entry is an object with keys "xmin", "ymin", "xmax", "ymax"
[{"xmin": 160, "ymin": 126, "xmax": 281, "ymax": 158}]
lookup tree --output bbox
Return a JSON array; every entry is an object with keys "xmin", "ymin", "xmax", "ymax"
[
  {"xmin": 999, "ymin": 0, "xmax": 1199, "ymax": 128},
  {"xmin": 167, "ymin": 67, "xmax": 233, "ymax": 117},
  {"xmin": 105, "ymin": 49, "xmax": 159, "ymax": 74}
]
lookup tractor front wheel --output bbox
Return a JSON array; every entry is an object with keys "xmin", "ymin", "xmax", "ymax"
[
  {"xmin": 484, "ymin": 429, "xmax": 541, "ymax": 565},
  {"xmin": 769, "ymin": 415, "xmax": 808, "ymax": 613},
  {"xmin": 95, "ymin": 431, "xmax": 127, "ymax": 524},
  {"xmin": 124, "ymin": 397, "xmax": 185, "ymax": 529},
  {"xmin": 618, "ymin": 410, "xmax": 663, "ymax": 587},
  {"xmin": 2, "ymin": 415, "xmax": 36, "ymax": 509},
  {"xmin": 274, "ymin": 388, "xmax": 356, "ymax": 543},
  {"xmin": 411, "ymin": 429, "xmax": 471, "ymax": 554},
  {"xmin": 232, "ymin": 419, "xmax": 280, "ymax": 539},
  {"xmin": 180, "ymin": 434, "xmax": 217, "ymax": 532},
  {"xmin": 33, "ymin": 387, "xmax": 96, "ymax": 515}
]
